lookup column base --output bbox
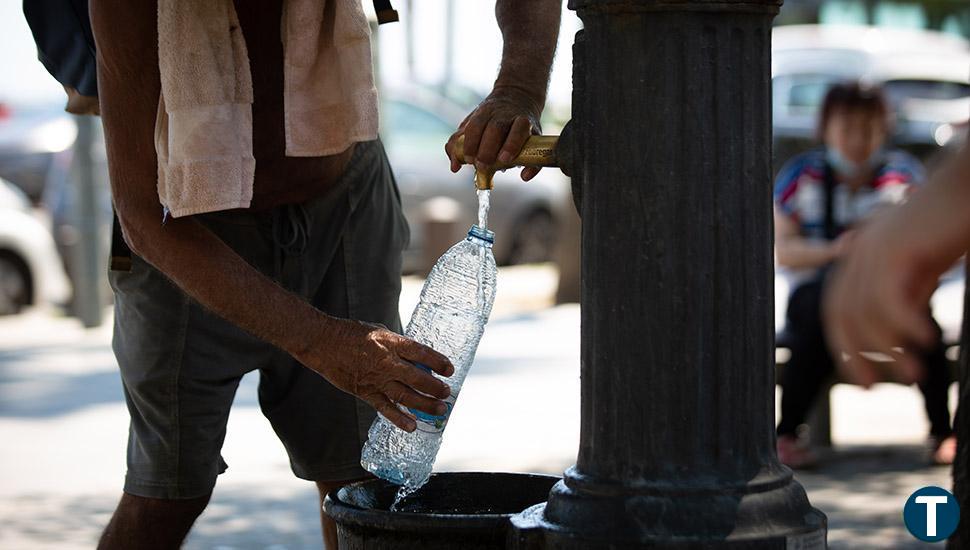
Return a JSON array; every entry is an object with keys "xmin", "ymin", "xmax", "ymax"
[{"xmin": 509, "ymin": 465, "xmax": 826, "ymax": 549}]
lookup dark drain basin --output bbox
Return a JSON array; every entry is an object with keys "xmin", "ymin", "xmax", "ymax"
[{"xmin": 324, "ymin": 472, "xmax": 558, "ymax": 550}]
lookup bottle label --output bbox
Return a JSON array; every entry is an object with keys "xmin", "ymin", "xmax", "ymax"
[
  {"xmin": 410, "ymin": 394, "xmax": 455, "ymax": 433},
  {"xmin": 407, "ymin": 362, "xmax": 455, "ymax": 433}
]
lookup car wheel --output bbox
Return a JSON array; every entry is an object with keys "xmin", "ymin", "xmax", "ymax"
[
  {"xmin": 507, "ymin": 209, "xmax": 557, "ymax": 266},
  {"xmin": 0, "ymin": 252, "xmax": 31, "ymax": 315}
]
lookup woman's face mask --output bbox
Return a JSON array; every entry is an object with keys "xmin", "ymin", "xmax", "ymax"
[{"xmin": 826, "ymin": 147, "xmax": 883, "ymax": 179}]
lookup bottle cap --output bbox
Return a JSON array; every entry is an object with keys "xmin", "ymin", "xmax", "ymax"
[{"xmin": 467, "ymin": 225, "xmax": 494, "ymax": 244}]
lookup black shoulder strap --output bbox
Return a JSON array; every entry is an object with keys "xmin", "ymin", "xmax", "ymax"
[
  {"xmin": 822, "ymin": 161, "xmax": 838, "ymax": 240},
  {"xmin": 373, "ymin": 0, "xmax": 399, "ymax": 24}
]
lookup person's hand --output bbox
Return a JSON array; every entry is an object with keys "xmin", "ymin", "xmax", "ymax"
[
  {"xmin": 297, "ymin": 318, "xmax": 454, "ymax": 432},
  {"xmin": 823, "ymin": 151, "xmax": 970, "ymax": 387},
  {"xmin": 823, "ymin": 213, "xmax": 939, "ymax": 387},
  {"xmin": 445, "ymin": 86, "xmax": 543, "ymax": 181},
  {"xmin": 831, "ymin": 229, "xmax": 856, "ymax": 258}
]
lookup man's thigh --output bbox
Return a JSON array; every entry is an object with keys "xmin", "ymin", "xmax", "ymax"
[
  {"xmin": 110, "ymin": 217, "xmax": 279, "ymax": 498},
  {"xmin": 258, "ymin": 139, "xmax": 409, "ymax": 482}
]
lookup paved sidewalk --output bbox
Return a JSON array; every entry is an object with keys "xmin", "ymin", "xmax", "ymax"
[{"xmin": 0, "ymin": 265, "xmax": 957, "ymax": 549}]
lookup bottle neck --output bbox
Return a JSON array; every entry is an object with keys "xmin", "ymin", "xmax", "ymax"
[{"xmin": 467, "ymin": 225, "xmax": 495, "ymax": 247}]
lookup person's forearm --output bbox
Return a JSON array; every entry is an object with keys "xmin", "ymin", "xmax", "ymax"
[
  {"xmin": 126, "ymin": 218, "xmax": 331, "ymax": 361},
  {"xmin": 493, "ymin": 0, "xmax": 561, "ymax": 110},
  {"xmin": 91, "ymin": 0, "xmax": 331, "ymax": 362},
  {"xmin": 776, "ymin": 237, "xmax": 838, "ymax": 269},
  {"xmin": 903, "ymin": 144, "xmax": 970, "ymax": 262}
]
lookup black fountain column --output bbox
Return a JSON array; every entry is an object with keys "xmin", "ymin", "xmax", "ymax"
[{"xmin": 511, "ymin": 1, "xmax": 828, "ymax": 547}]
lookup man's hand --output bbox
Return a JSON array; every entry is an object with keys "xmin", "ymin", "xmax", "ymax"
[
  {"xmin": 445, "ymin": 87, "xmax": 543, "ymax": 181},
  {"xmin": 444, "ymin": 0, "xmax": 561, "ymax": 182},
  {"xmin": 297, "ymin": 319, "xmax": 454, "ymax": 432},
  {"xmin": 823, "ymin": 148, "xmax": 970, "ymax": 387}
]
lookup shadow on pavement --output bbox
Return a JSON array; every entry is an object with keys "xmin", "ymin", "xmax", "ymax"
[
  {"xmin": 0, "ymin": 341, "xmax": 264, "ymax": 418},
  {"xmin": 796, "ymin": 444, "xmax": 951, "ymax": 549}
]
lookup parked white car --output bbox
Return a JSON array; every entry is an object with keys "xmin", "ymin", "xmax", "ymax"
[
  {"xmin": 0, "ymin": 177, "xmax": 70, "ymax": 314},
  {"xmin": 772, "ymin": 24, "xmax": 970, "ymax": 168}
]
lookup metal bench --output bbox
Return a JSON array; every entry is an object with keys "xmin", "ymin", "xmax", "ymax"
[{"xmin": 775, "ymin": 329, "xmax": 960, "ymax": 448}]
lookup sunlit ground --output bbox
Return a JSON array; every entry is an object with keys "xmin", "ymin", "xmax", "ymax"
[{"xmin": 0, "ymin": 264, "xmax": 955, "ymax": 549}]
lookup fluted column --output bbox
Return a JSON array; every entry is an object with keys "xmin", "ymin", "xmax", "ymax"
[{"xmin": 511, "ymin": 1, "xmax": 827, "ymax": 547}]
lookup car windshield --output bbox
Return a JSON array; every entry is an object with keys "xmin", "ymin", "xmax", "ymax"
[
  {"xmin": 382, "ymin": 100, "xmax": 454, "ymax": 158},
  {"xmin": 774, "ymin": 74, "xmax": 841, "ymax": 115},
  {"xmin": 883, "ymin": 79, "xmax": 970, "ymax": 102}
]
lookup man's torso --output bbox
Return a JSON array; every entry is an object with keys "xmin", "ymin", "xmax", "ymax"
[{"xmin": 234, "ymin": 0, "xmax": 355, "ymax": 210}]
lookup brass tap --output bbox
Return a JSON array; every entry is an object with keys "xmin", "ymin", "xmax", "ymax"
[{"xmin": 454, "ymin": 134, "xmax": 560, "ymax": 190}]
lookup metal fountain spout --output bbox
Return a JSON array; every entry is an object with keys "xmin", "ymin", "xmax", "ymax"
[{"xmin": 453, "ymin": 123, "xmax": 576, "ymax": 191}]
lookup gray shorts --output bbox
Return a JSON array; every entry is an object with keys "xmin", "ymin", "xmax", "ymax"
[{"xmin": 109, "ymin": 140, "xmax": 409, "ymax": 499}]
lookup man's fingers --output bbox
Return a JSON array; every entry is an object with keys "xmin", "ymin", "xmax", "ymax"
[
  {"xmin": 831, "ymin": 309, "xmax": 880, "ymax": 388},
  {"xmin": 386, "ymin": 381, "xmax": 448, "ymax": 417},
  {"xmin": 396, "ymin": 359, "xmax": 452, "ymax": 399},
  {"xmin": 891, "ymin": 349, "xmax": 925, "ymax": 385},
  {"xmin": 497, "ymin": 116, "xmax": 532, "ymax": 164},
  {"xmin": 399, "ymin": 339, "xmax": 454, "ymax": 377},
  {"xmin": 460, "ymin": 115, "xmax": 488, "ymax": 166},
  {"xmin": 839, "ymin": 350, "xmax": 880, "ymax": 389},
  {"xmin": 445, "ymin": 132, "xmax": 463, "ymax": 173},
  {"xmin": 882, "ymin": 294, "xmax": 937, "ymax": 349},
  {"xmin": 371, "ymin": 395, "xmax": 416, "ymax": 432},
  {"xmin": 475, "ymin": 120, "xmax": 513, "ymax": 167},
  {"xmin": 521, "ymin": 166, "xmax": 541, "ymax": 181}
]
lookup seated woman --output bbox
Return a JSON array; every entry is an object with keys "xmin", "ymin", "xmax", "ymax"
[{"xmin": 773, "ymin": 82, "xmax": 955, "ymax": 468}]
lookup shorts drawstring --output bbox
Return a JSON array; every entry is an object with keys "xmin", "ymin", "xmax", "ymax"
[{"xmin": 271, "ymin": 203, "xmax": 311, "ymax": 296}]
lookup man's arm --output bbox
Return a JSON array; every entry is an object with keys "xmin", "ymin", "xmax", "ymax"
[
  {"xmin": 823, "ymin": 145, "xmax": 970, "ymax": 387},
  {"xmin": 445, "ymin": 0, "xmax": 562, "ymax": 180},
  {"xmin": 89, "ymin": 0, "xmax": 451, "ymax": 432}
]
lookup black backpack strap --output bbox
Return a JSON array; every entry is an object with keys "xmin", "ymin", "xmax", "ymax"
[{"xmin": 373, "ymin": 0, "xmax": 399, "ymax": 24}]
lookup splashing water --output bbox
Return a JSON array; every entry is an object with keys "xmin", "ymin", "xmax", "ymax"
[
  {"xmin": 477, "ymin": 188, "xmax": 490, "ymax": 230},
  {"xmin": 391, "ymin": 485, "xmax": 418, "ymax": 511}
]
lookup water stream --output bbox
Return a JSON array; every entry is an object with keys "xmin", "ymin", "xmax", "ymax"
[{"xmin": 477, "ymin": 188, "xmax": 490, "ymax": 230}]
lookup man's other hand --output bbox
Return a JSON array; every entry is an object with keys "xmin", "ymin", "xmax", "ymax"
[{"xmin": 299, "ymin": 319, "xmax": 454, "ymax": 432}]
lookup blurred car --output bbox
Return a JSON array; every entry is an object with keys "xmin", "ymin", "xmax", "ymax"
[
  {"xmin": 0, "ymin": 103, "xmax": 113, "ymax": 311},
  {"xmin": 41, "ymin": 117, "xmax": 113, "ymax": 307},
  {"xmin": 381, "ymin": 86, "xmax": 570, "ymax": 273},
  {"xmin": 0, "ymin": 102, "xmax": 78, "ymax": 203},
  {"xmin": 772, "ymin": 24, "xmax": 970, "ymax": 170},
  {"xmin": 0, "ymin": 176, "xmax": 70, "ymax": 314},
  {"xmin": 3, "ymin": 89, "xmax": 569, "ymax": 290}
]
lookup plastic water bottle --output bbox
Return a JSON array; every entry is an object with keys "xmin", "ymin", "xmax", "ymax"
[{"xmin": 360, "ymin": 223, "xmax": 497, "ymax": 492}]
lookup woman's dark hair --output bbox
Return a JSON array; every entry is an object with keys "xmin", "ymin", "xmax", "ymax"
[{"xmin": 817, "ymin": 81, "xmax": 890, "ymax": 140}]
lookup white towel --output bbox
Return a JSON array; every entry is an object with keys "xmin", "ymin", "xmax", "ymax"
[{"xmin": 155, "ymin": 0, "xmax": 379, "ymax": 218}]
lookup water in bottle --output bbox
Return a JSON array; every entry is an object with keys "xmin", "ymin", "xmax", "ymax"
[{"xmin": 360, "ymin": 190, "xmax": 497, "ymax": 504}]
